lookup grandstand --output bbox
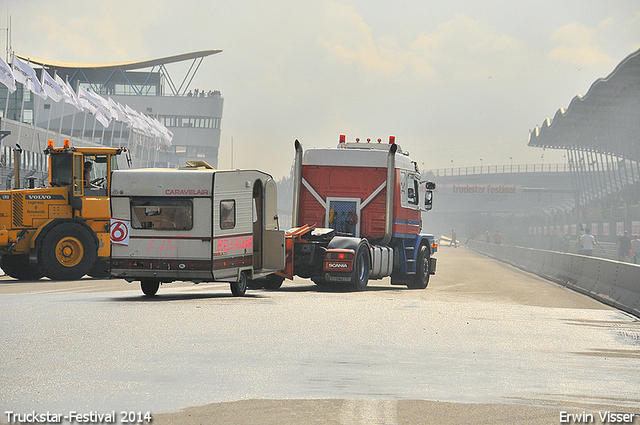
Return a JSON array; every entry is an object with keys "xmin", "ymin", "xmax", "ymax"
[{"xmin": 428, "ymin": 47, "xmax": 640, "ymax": 249}]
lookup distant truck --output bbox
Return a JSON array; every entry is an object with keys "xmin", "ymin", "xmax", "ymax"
[
  {"xmin": 109, "ymin": 163, "xmax": 285, "ymax": 296},
  {"xmin": 279, "ymin": 135, "xmax": 437, "ymax": 290}
]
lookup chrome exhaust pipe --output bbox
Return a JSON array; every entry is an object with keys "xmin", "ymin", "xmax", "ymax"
[
  {"xmin": 381, "ymin": 143, "xmax": 397, "ymax": 245},
  {"xmin": 292, "ymin": 140, "xmax": 303, "ymax": 228}
]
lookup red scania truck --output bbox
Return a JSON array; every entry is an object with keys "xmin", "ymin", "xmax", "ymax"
[{"xmin": 276, "ymin": 135, "xmax": 437, "ymax": 290}]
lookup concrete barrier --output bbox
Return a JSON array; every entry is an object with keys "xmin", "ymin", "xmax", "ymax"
[{"xmin": 467, "ymin": 240, "xmax": 640, "ymax": 317}]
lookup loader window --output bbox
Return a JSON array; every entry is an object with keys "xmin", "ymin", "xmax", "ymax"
[
  {"xmin": 220, "ymin": 200, "xmax": 236, "ymax": 230},
  {"xmin": 130, "ymin": 198, "xmax": 193, "ymax": 230},
  {"xmin": 49, "ymin": 154, "xmax": 73, "ymax": 187},
  {"xmin": 84, "ymin": 155, "xmax": 108, "ymax": 189}
]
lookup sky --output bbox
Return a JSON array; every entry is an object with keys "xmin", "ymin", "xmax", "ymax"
[{"xmin": 6, "ymin": 0, "xmax": 640, "ymax": 179}]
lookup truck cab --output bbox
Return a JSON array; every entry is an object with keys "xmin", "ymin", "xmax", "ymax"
[{"xmin": 284, "ymin": 135, "xmax": 437, "ymax": 290}]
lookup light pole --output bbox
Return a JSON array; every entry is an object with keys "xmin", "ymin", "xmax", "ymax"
[
  {"xmin": 450, "ymin": 159, "xmax": 453, "ymax": 175},
  {"xmin": 510, "ymin": 156, "xmax": 513, "ymax": 173},
  {"xmin": 480, "ymin": 158, "xmax": 483, "ymax": 174}
]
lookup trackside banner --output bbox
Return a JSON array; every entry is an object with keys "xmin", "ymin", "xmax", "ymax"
[{"xmin": 437, "ymin": 184, "xmax": 521, "ymax": 195}]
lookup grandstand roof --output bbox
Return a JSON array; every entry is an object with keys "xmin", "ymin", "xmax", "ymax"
[
  {"xmin": 15, "ymin": 50, "xmax": 222, "ymax": 71},
  {"xmin": 528, "ymin": 48, "xmax": 640, "ymax": 160}
]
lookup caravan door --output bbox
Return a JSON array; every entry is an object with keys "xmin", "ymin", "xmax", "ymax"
[{"xmin": 262, "ymin": 178, "xmax": 285, "ymax": 271}]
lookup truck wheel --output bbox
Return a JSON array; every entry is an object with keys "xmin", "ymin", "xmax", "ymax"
[
  {"xmin": 263, "ymin": 274, "xmax": 284, "ymax": 290},
  {"xmin": 39, "ymin": 222, "xmax": 97, "ymax": 281},
  {"xmin": 0, "ymin": 254, "xmax": 43, "ymax": 280},
  {"xmin": 407, "ymin": 244, "xmax": 430, "ymax": 289},
  {"xmin": 352, "ymin": 244, "xmax": 370, "ymax": 291},
  {"xmin": 231, "ymin": 271, "xmax": 248, "ymax": 296},
  {"xmin": 141, "ymin": 279, "xmax": 160, "ymax": 297}
]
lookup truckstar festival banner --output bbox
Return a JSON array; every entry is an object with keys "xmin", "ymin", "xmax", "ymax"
[{"xmin": 436, "ymin": 184, "xmax": 521, "ymax": 195}]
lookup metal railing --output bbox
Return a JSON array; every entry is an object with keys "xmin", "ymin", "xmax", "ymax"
[{"xmin": 428, "ymin": 163, "xmax": 570, "ymax": 177}]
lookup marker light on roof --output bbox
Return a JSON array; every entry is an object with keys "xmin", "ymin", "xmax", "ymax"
[
  {"xmin": 367, "ymin": 138, "xmax": 371, "ymax": 142},
  {"xmin": 47, "ymin": 139, "xmax": 54, "ymax": 149},
  {"xmin": 64, "ymin": 139, "xmax": 70, "ymax": 148},
  {"xmin": 339, "ymin": 134, "xmax": 346, "ymax": 144},
  {"xmin": 356, "ymin": 138, "xmax": 360, "ymax": 142},
  {"xmin": 389, "ymin": 136, "xmax": 396, "ymax": 144}
]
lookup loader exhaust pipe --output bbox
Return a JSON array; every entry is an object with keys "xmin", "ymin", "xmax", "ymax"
[
  {"xmin": 292, "ymin": 139, "xmax": 304, "ymax": 228},
  {"xmin": 13, "ymin": 145, "xmax": 22, "ymax": 190},
  {"xmin": 381, "ymin": 143, "xmax": 397, "ymax": 245}
]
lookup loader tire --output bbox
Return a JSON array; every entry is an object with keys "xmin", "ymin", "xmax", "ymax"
[
  {"xmin": 0, "ymin": 254, "xmax": 43, "ymax": 280},
  {"xmin": 39, "ymin": 222, "xmax": 97, "ymax": 281}
]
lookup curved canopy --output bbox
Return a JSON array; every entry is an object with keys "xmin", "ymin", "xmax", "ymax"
[
  {"xmin": 528, "ymin": 48, "xmax": 640, "ymax": 160},
  {"xmin": 15, "ymin": 49, "xmax": 222, "ymax": 71}
]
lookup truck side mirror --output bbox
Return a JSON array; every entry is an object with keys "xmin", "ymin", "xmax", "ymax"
[{"xmin": 424, "ymin": 190, "xmax": 433, "ymax": 211}]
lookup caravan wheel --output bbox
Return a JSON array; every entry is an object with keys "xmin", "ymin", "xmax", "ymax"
[
  {"xmin": 230, "ymin": 272, "xmax": 248, "ymax": 297},
  {"xmin": 141, "ymin": 280, "xmax": 160, "ymax": 297}
]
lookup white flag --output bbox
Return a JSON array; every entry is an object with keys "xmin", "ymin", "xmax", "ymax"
[
  {"xmin": 12, "ymin": 55, "xmax": 47, "ymax": 99},
  {"xmin": 41, "ymin": 70, "xmax": 64, "ymax": 102},
  {"xmin": 0, "ymin": 56, "xmax": 16, "ymax": 93},
  {"xmin": 161, "ymin": 126, "xmax": 173, "ymax": 146},
  {"xmin": 92, "ymin": 91, "xmax": 113, "ymax": 128},
  {"xmin": 55, "ymin": 75, "xmax": 82, "ymax": 111},
  {"xmin": 141, "ymin": 113, "xmax": 162, "ymax": 138},
  {"xmin": 77, "ymin": 86, "xmax": 111, "ymax": 128},
  {"xmin": 124, "ymin": 104, "xmax": 150, "ymax": 135},
  {"xmin": 149, "ymin": 116, "xmax": 172, "ymax": 146},
  {"xmin": 77, "ymin": 85, "xmax": 98, "ymax": 114},
  {"xmin": 108, "ymin": 97, "xmax": 127, "ymax": 122},
  {"xmin": 117, "ymin": 101, "xmax": 135, "ymax": 125}
]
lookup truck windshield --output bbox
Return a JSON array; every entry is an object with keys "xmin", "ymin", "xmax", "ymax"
[{"xmin": 50, "ymin": 154, "xmax": 73, "ymax": 187}]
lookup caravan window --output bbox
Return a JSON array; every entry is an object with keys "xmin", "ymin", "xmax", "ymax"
[
  {"xmin": 130, "ymin": 198, "xmax": 193, "ymax": 230},
  {"xmin": 220, "ymin": 200, "xmax": 236, "ymax": 229}
]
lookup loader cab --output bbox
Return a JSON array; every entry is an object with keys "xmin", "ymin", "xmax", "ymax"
[
  {"xmin": 48, "ymin": 145, "xmax": 120, "ymax": 194},
  {"xmin": 49, "ymin": 152, "xmax": 111, "ymax": 197},
  {"xmin": 46, "ymin": 140, "xmax": 124, "ymax": 215}
]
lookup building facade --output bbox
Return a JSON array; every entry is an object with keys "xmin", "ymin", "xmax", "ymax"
[{"xmin": 1, "ymin": 50, "xmax": 223, "ymax": 187}]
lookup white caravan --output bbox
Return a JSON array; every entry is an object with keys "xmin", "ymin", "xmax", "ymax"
[{"xmin": 110, "ymin": 166, "xmax": 285, "ymax": 296}]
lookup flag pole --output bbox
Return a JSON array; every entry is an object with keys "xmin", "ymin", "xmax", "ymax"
[
  {"xmin": 14, "ymin": 53, "xmax": 26, "ymax": 147},
  {"xmin": 67, "ymin": 76, "xmax": 77, "ymax": 142},
  {"xmin": 57, "ymin": 92, "xmax": 66, "ymax": 141},
  {"xmin": 44, "ymin": 71, "xmax": 55, "ymax": 141},
  {"xmin": 30, "ymin": 92, "xmax": 40, "ymax": 151},
  {"xmin": 30, "ymin": 60, "xmax": 45, "ymax": 152}
]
